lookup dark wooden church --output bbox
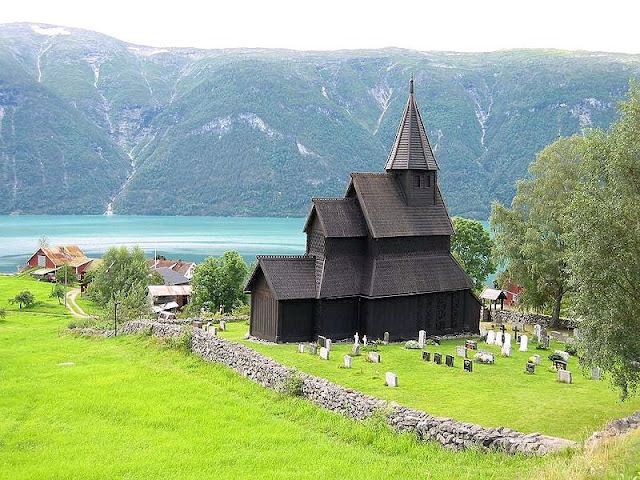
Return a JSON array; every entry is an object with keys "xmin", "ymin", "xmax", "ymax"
[{"xmin": 245, "ymin": 80, "xmax": 481, "ymax": 342}]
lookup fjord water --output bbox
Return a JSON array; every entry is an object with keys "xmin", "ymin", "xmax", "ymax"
[{"xmin": 0, "ymin": 215, "xmax": 306, "ymax": 273}]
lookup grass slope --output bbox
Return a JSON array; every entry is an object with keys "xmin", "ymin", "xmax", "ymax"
[{"xmin": 221, "ymin": 324, "xmax": 640, "ymax": 441}]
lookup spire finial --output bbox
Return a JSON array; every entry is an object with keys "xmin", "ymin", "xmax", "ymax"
[{"xmin": 410, "ymin": 76, "xmax": 414, "ymax": 94}]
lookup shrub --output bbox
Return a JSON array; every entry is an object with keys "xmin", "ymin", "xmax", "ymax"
[
  {"xmin": 404, "ymin": 340, "xmax": 420, "ymax": 349},
  {"xmin": 564, "ymin": 343, "xmax": 578, "ymax": 356},
  {"xmin": 281, "ymin": 369, "xmax": 304, "ymax": 397},
  {"xmin": 164, "ymin": 329, "xmax": 193, "ymax": 353},
  {"xmin": 232, "ymin": 304, "xmax": 250, "ymax": 317}
]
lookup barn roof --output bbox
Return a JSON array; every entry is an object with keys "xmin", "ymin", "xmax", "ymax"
[
  {"xmin": 155, "ymin": 267, "xmax": 190, "ymax": 286},
  {"xmin": 246, "ymin": 256, "xmax": 317, "ymax": 300},
  {"xmin": 348, "ymin": 173, "xmax": 454, "ymax": 238},
  {"xmin": 148, "ymin": 285, "xmax": 192, "ymax": 297},
  {"xmin": 303, "ymin": 197, "xmax": 368, "ymax": 237},
  {"xmin": 385, "ymin": 78, "xmax": 438, "ymax": 172},
  {"xmin": 480, "ymin": 288, "xmax": 507, "ymax": 301},
  {"xmin": 37, "ymin": 245, "xmax": 92, "ymax": 267}
]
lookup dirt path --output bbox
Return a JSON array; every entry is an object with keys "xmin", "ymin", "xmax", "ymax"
[{"xmin": 65, "ymin": 288, "xmax": 93, "ymax": 318}]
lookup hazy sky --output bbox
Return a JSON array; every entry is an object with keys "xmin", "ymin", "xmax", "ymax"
[{"xmin": 2, "ymin": 0, "xmax": 639, "ymax": 53}]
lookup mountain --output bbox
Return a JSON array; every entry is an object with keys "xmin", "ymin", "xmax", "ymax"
[{"xmin": 1, "ymin": 23, "xmax": 639, "ymax": 219}]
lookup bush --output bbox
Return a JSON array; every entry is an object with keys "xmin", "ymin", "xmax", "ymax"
[
  {"xmin": 232, "ymin": 304, "xmax": 250, "ymax": 317},
  {"xmin": 281, "ymin": 369, "xmax": 304, "ymax": 397},
  {"xmin": 564, "ymin": 342, "xmax": 578, "ymax": 356},
  {"xmin": 404, "ymin": 340, "xmax": 420, "ymax": 349},
  {"xmin": 164, "ymin": 329, "xmax": 193, "ymax": 353}
]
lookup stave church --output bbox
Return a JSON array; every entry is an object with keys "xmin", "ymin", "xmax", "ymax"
[{"xmin": 244, "ymin": 80, "xmax": 481, "ymax": 342}]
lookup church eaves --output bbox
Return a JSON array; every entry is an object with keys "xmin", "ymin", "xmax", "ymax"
[{"xmin": 384, "ymin": 78, "xmax": 439, "ymax": 171}]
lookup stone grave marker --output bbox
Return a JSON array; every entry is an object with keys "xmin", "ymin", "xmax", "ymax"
[
  {"xmin": 479, "ymin": 327, "xmax": 488, "ymax": 337},
  {"xmin": 554, "ymin": 350, "xmax": 570, "ymax": 362},
  {"xmin": 533, "ymin": 354, "xmax": 541, "ymax": 365},
  {"xmin": 591, "ymin": 367, "xmax": 602, "ymax": 380},
  {"xmin": 525, "ymin": 362, "xmax": 535, "ymax": 374},
  {"xmin": 486, "ymin": 331, "xmax": 496, "ymax": 344},
  {"xmin": 445, "ymin": 354, "xmax": 455, "ymax": 367},
  {"xmin": 385, "ymin": 372, "xmax": 398, "ymax": 387},
  {"xmin": 354, "ymin": 332, "xmax": 360, "ymax": 346},
  {"xmin": 205, "ymin": 322, "xmax": 212, "ymax": 331},
  {"xmin": 434, "ymin": 352, "xmax": 442, "ymax": 364},
  {"xmin": 540, "ymin": 335, "xmax": 550, "ymax": 349},
  {"xmin": 463, "ymin": 359, "xmax": 473, "ymax": 373},
  {"xmin": 501, "ymin": 343, "xmax": 511, "ymax": 357},
  {"xmin": 309, "ymin": 344, "xmax": 317, "ymax": 355},
  {"xmin": 368, "ymin": 351, "xmax": 380, "ymax": 363},
  {"xmin": 219, "ymin": 320, "xmax": 226, "ymax": 331},
  {"xmin": 210, "ymin": 326, "xmax": 218, "ymax": 336},
  {"xmin": 474, "ymin": 351, "xmax": 495, "ymax": 364},
  {"xmin": 383, "ymin": 331, "xmax": 390, "ymax": 344},
  {"xmin": 495, "ymin": 332, "xmax": 503, "ymax": 347},
  {"xmin": 533, "ymin": 324, "xmax": 542, "ymax": 340},
  {"xmin": 298, "ymin": 343, "xmax": 306, "ymax": 353},
  {"xmin": 325, "ymin": 338, "xmax": 332, "ymax": 351},
  {"xmin": 558, "ymin": 370, "xmax": 573, "ymax": 384},
  {"xmin": 352, "ymin": 344, "xmax": 361, "ymax": 356},
  {"xmin": 317, "ymin": 335, "xmax": 327, "ymax": 348},
  {"xmin": 504, "ymin": 333, "xmax": 512, "ymax": 348},
  {"xmin": 320, "ymin": 347, "xmax": 330, "ymax": 360},
  {"xmin": 456, "ymin": 345, "xmax": 466, "ymax": 358},
  {"xmin": 573, "ymin": 327, "xmax": 580, "ymax": 339},
  {"xmin": 519, "ymin": 335, "xmax": 529, "ymax": 352},
  {"xmin": 465, "ymin": 340, "xmax": 478, "ymax": 350},
  {"xmin": 418, "ymin": 330, "xmax": 426, "ymax": 349},
  {"xmin": 363, "ymin": 335, "xmax": 368, "ymax": 346},
  {"xmin": 344, "ymin": 355, "xmax": 352, "ymax": 368},
  {"xmin": 422, "ymin": 351, "xmax": 431, "ymax": 362}
]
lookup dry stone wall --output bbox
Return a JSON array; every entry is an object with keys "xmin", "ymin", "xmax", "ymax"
[
  {"xmin": 492, "ymin": 310, "xmax": 580, "ymax": 329},
  {"xmin": 122, "ymin": 320, "xmax": 577, "ymax": 455}
]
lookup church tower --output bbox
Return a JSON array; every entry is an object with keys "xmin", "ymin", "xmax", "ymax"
[{"xmin": 385, "ymin": 78, "xmax": 439, "ymax": 206}]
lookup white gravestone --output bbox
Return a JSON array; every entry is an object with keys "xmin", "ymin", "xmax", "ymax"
[
  {"xmin": 298, "ymin": 343, "xmax": 306, "ymax": 353},
  {"xmin": 325, "ymin": 339, "xmax": 332, "ymax": 351},
  {"xmin": 210, "ymin": 326, "xmax": 217, "ymax": 336},
  {"xmin": 519, "ymin": 335, "xmax": 529, "ymax": 352},
  {"xmin": 219, "ymin": 320, "xmax": 226, "ymax": 331},
  {"xmin": 558, "ymin": 370, "xmax": 572, "ymax": 384},
  {"xmin": 383, "ymin": 332, "xmax": 390, "ymax": 344},
  {"xmin": 592, "ymin": 367, "xmax": 602, "ymax": 380},
  {"xmin": 533, "ymin": 324, "xmax": 542, "ymax": 341},
  {"xmin": 352, "ymin": 344, "xmax": 360, "ymax": 356},
  {"xmin": 385, "ymin": 372, "xmax": 398, "ymax": 387},
  {"xmin": 418, "ymin": 330, "xmax": 426, "ymax": 349},
  {"xmin": 363, "ymin": 335, "xmax": 368, "ymax": 346},
  {"xmin": 344, "ymin": 355, "xmax": 352, "ymax": 368},
  {"xmin": 354, "ymin": 332, "xmax": 359, "ymax": 346},
  {"xmin": 486, "ymin": 331, "xmax": 496, "ymax": 344},
  {"xmin": 495, "ymin": 332, "xmax": 503, "ymax": 347},
  {"xmin": 479, "ymin": 327, "xmax": 488, "ymax": 337},
  {"xmin": 504, "ymin": 333, "xmax": 512, "ymax": 348},
  {"xmin": 368, "ymin": 351, "xmax": 380, "ymax": 363},
  {"xmin": 501, "ymin": 343, "xmax": 511, "ymax": 357},
  {"xmin": 533, "ymin": 354, "xmax": 541, "ymax": 365},
  {"xmin": 456, "ymin": 345, "xmax": 466, "ymax": 358},
  {"xmin": 320, "ymin": 347, "xmax": 330, "ymax": 360}
]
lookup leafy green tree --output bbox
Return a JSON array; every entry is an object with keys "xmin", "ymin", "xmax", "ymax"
[
  {"xmin": 50, "ymin": 283, "xmax": 66, "ymax": 305},
  {"xmin": 191, "ymin": 251, "xmax": 249, "ymax": 314},
  {"xmin": 9, "ymin": 290, "xmax": 35, "ymax": 309},
  {"xmin": 55, "ymin": 264, "xmax": 76, "ymax": 285},
  {"xmin": 87, "ymin": 246, "xmax": 153, "ymax": 321},
  {"xmin": 490, "ymin": 136, "xmax": 585, "ymax": 325},
  {"xmin": 451, "ymin": 217, "xmax": 496, "ymax": 291},
  {"xmin": 567, "ymin": 81, "xmax": 640, "ymax": 399}
]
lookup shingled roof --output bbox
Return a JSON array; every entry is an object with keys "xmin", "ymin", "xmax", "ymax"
[
  {"xmin": 348, "ymin": 173, "xmax": 454, "ymax": 238},
  {"xmin": 385, "ymin": 78, "xmax": 438, "ymax": 172},
  {"xmin": 303, "ymin": 198, "xmax": 368, "ymax": 237},
  {"xmin": 246, "ymin": 256, "xmax": 317, "ymax": 300}
]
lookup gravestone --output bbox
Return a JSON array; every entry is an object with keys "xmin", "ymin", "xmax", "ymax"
[
  {"xmin": 519, "ymin": 335, "xmax": 529, "ymax": 352},
  {"xmin": 591, "ymin": 367, "xmax": 602, "ymax": 380},
  {"xmin": 533, "ymin": 324, "xmax": 542, "ymax": 340},
  {"xmin": 385, "ymin": 372, "xmax": 398, "ymax": 387},
  {"xmin": 210, "ymin": 326, "xmax": 217, "ymax": 336},
  {"xmin": 533, "ymin": 354, "xmax": 541, "ymax": 365},
  {"xmin": 298, "ymin": 343, "xmax": 306, "ymax": 353},
  {"xmin": 368, "ymin": 351, "xmax": 380, "ymax": 363},
  {"xmin": 540, "ymin": 335, "xmax": 550, "ymax": 349},
  {"xmin": 501, "ymin": 343, "xmax": 511, "ymax": 357},
  {"xmin": 205, "ymin": 322, "xmax": 212, "ymax": 331},
  {"xmin": 434, "ymin": 353, "xmax": 442, "ymax": 364},
  {"xmin": 354, "ymin": 332, "xmax": 360, "ymax": 346},
  {"xmin": 486, "ymin": 331, "xmax": 496, "ymax": 344},
  {"xmin": 465, "ymin": 340, "xmax": 478, "ymax": 350},
  {"xmin": 309, "ymin": 344, "xmax": 317, "ymax": 355},
  {"xmin": 445, "ymin": 355, "xmax": 455, "ymax": 367},
  {"xmin": 219, "ymin": 320, "xmax": 226, "ymax": 331},
  {"xmin": 504, "ymin": 333, "xmax": 512, "ymax": 348},
  {"xmin": 422, "ymin": 351, "xmax": 431, "ymax": 362},
  {"xmin": 317, "ymin": 335, "xmax": 327, "ymax": 348},
  {"xmin": 418, "ymin": 330, "xmax": 426, "ymax": 349},
  {"xmin": 479, "ymin": 327, "xmax": 487, "ymax": 337},
  {"xmin": 325, "ymin": 339, "xmax": 332, "ymax": 351},
  {"xmin": 464, "ymin": 359, "xmax": 473, "ymax": 373},
  {"xmin": 344, "ymin": 355, "xmax": 352, "ymax": 368},
  {"xmin": 352, "ymin": 344, "xmax": 361, "ymax": 356},
  {"xmin": 558, "ymin": 370, "xmax": 573, "ymax": 384},
  {"xmin": 495, "ymin": 332, "xmax": 503, "ymax": 347},
  {"xmin": 525, "ymin": 362, "xmax": 535, "ymax": 374},
  {"xmin": 554, "ymin": 350, "xmax": 570, "ymax": 362},
  {"xmin": 363, "ymin": 335, "xmax": 368, "ymax": 346},
  {"xmin": 573, "ymin": 327, "xmax": 580, "ymax": 339},
  {"xmin": 383, "ymin": 332, "xmax": 390, "ymax": 344},
  {"xmin": 456, "ymin": 345, "xmax": 466, "ymax": 358},
  {"xmin": 320, "ymin": 347, "xmax": 330, "ymax": 360}
]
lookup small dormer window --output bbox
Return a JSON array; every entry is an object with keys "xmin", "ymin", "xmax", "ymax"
[
  {"xmin": 413, "ymin": 175, "xmax": 421, "ymax": 188},
  {"xmin": 426, "ymin": 174, "xmax": 431, "ymax": 187}
]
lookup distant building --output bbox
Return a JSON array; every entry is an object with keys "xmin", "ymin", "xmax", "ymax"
[
  {"xmin": 27, "ymin": 245, "xmax": 95, "ymax": 281},
  {"xmin": 150, "ymin": 259, "xmax": 196, "ymax": 280},
  {"xmin": 245, "ymin": 80, "xmax": 481, "ymax": 343},
  {"xmin": 148, "ymin": 285, "xmax": 192, "ymax": 313}
]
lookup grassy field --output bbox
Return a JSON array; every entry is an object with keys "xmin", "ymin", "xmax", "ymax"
[
  {"xmin": 220, "ymin": 323, "xmax": 640, "ymax": 441},
  {"xmin": 1, "ymin": 276, "xmax": 638, "ymax": 479}
]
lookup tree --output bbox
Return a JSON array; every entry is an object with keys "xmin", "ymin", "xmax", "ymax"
[
  {"xmin": 191, "ymin": 251, "xmax": 249, "ymax": 314},
  {"xmin": 490, "ymin": 136, "xmax": 585, "ymax": 325},
  {"xmin": 567, "ymin": 81, "xmax": 640, "ymax": 399},
  {"xmin": 9, "ymin": 290, "xmax": 35, "ymax": 309},
  {"xmin": 55, "ymin": 264, "xmax": 75, "ymax": 285},
  {"xmin": 87, "ymin": 246, "xmax": 153, "ymax": 321},
  {"xmin": 450, "ymin": 217, "xmax": 496, "ymax": 291},
  {"xmin": 50, "ymin": 283, "xmax": 65, "ymax": 305}
]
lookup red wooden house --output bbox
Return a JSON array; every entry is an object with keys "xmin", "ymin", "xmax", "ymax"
[{"xmin": 27, "ymin": 245, "xmax": 94, "ymax": 281}]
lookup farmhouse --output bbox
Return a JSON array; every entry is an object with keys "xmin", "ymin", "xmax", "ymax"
[
  {"xmin": 245, "ymin": 80, "xmax": 481, "ymax": 342},
  {"xmin": 27, "ymin": 245, "xmax": 95, "ymax": 281}
]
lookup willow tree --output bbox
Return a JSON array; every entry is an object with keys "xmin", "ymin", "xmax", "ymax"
[
  {"xmin": 567, "ymin": 81, "xmax": 640, "ymax": 399},
  {"xmin": 490, "ymin": 136, "xmax": 585, "ymax": 325}
]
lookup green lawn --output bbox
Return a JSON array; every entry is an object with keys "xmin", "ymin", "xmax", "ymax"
[
  {"xmin": 0, "ymin": 274, "xmax": 69, "ymax": 316},
  {"xmin": 221, "ymin": 323, "xmax": 640, "ymax": 441}
]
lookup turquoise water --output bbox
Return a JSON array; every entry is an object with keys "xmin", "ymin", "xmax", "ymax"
[{"xmin": 0, "ymin": 215, "xmax": 307, "ymax": 273}]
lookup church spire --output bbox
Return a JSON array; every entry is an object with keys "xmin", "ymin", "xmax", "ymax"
[{"xmin": 385, "ymin": 79, "xmax": 438, "ymax": 171}]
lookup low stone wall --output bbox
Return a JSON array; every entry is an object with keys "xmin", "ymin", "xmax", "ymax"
[
  {"xmin": 492, "ymin": 310, "xmax": 579, "ymax": 329},
  {"xmin": 122, "ymin": 320, "xmax": 576, "ymax": 455},
  {"xmin": 586, "ymin": 411, "xmax": 640, "ymax": 447}
]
